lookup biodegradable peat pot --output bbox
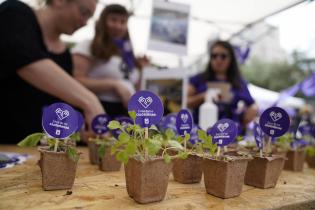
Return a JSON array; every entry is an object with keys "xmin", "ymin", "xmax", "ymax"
[
  {"xmin": 306, "ymin": 155, "xmax": 315, "ymax": 168},
  {"xmin": 172, "ymin": 154, "xmax": 202, "ymax": 184},
  {"xmin": 98, "ymin": 147, "xmax": 121, "ymax": 171},
  {"xmin": 284, "ymin": 150, "xmax": 305, "ymax": 171},
  {"xmin": 245, "ymin": 155, "xmax": 285, "ymax": 189},
  {"xmin": 202, "ymin": 157, "xmax": 250, "ymax": 199},
  {"xmin": 124, "ymin": 157, "xmax": 172, "ymax": 204},
  {"xmin": 38, "ymin": 147, "xmax": 79, "ymax": 190},
  {"xmin": 88, "ymin": 140, "xmax": 99, "ymax": 165}
]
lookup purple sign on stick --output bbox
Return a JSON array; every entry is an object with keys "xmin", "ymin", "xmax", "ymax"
[
  {"xmin": 91, "ymin": 114, "xmax": 111, "ymax": 135},
  {"xmin": 259, "ymin": 107, "xmax": 290, "ymax": 137},
  {"xmin": 176, "ymin": 109, "xmax": 193, "ymax": 136},
  {"xmin": 208, "ymin": 119, "xmax": 238, "ymax": 146},
  {"xmin": 254, "ymin": 122, "xmax": 264, "ymax": 149},
  {"xmin": 42, "ymin": 102, "xmax": 78, "ymax": 139},
  {"xmin": 128, "ymin": 91, "xmax": 164, "ymax": 127}
]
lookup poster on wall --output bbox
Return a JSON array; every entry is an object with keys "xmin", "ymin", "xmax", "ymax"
[{"xmin": 148, "ymin": 0, "xmax": 190, "ymax": 55}]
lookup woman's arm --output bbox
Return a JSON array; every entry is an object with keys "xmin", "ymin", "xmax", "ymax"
[
  {"xmin": 72, "ymin": 54, "xmax": 132, "ymax": 107},
  {"xmin": 17, "ymin": 59, "xmax": 105, "ymax": 128},
  {"xmin": 243, "ymin": 103, "xmax": 259, "ymax": 125},
  {"xmin": 187, "ymin": 84, "xmax": 206, "ymax": 109}
]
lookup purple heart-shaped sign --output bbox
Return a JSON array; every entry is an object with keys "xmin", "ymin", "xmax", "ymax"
[
  {"xmin": 42, "ymin": 102, "xmax": 78, "ymax": 139},
  {"xmin": 128, "ymin": 91, "xmax": 164, "ymax": 127},
  {"xmin": 259, "ymin": 107, "xmax": 290, "ymax": 137},
  {"xmin": 208, "ymin": 119, "xmax": 238, "ymax": 146},
  {"xmin": 176, "ymin": 109, "xmax": 193, "ymax": 136},
  {"xmin": 91, "ymin": 114, "xmax": 111, "ymax": 135}
]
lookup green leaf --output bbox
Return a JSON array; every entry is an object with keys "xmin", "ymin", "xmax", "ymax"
[
  {"xmin": 18, "ymin": 133, "xmax": 45, "ymax": 147},
  {"xmin": 70, "ymin": 132, "xmax": 81, "ymax": 142},
  {"xmin": 125, "ymin": 141, "xmax": 136, "ymax": 156},
  {"xmin": 177, "ymin": 151, "xmax": 188, "ymax": 159},
  {"xmin": 176, "ymin": 136, "xmax": 184, "ymax": 144},
  {"xmin": 98, "ymin": 144, "xmax": 106, "ymax": 160},
  {"xmin": 169, "ymin": 140, "xmax": 183, "ymax": 150},
  {"xmin": 118, "ymin": 132, "xmax": 130, "ymax": 143},
  {"xmin": 128, "ymin": 111, "xmax": 137, "ymax": 121},
  {"xmin": 108, "ymin": 120, "xmax": 121, "ymax": 130},
  {"xmin": 198, "ymin": 129, "xmax": 207, "ymax": 142},
  {"xmin": 306, "ymin": 146, "xmax": 315, "ymax": 157},
  {"xmin": 236, "ymin": 135, "xmax": 244, "ymax": 142},
  {"xmin": 116, "ymin": 151, "xmax": 129, "ymax": 164},
  {"xmin": 145, "ymin": 139, "xmax": 161, "ymax": 156},
  {"xmin": 163, "ymin": 153, "xmax": 171, "ymax": 164},
  {"xmin": 66, "ymin": 147, "xmax": 79, "ymax": 162},
  {"xmin": 165, "ymin": 128, "xmax": 175, "ymax": 140}
]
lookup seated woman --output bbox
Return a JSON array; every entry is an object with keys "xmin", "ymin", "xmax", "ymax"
[
  {"xmin": 72, "ymin": 4, "xmax": 148, "ymax": 118},
  {"xmin": 188, "ymin": 40, "xmax": 258, "ymax": 134}
]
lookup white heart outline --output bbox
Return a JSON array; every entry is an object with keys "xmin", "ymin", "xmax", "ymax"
[
  {"xmin": 217, "ymin": 123, "xmax": 229, "ymax": 132},
  {"xmin": 55, "ymin": 108, "xmax": 70, "ymax": 120},
  {"xmin": 138, "ymin": 96, "xmax": 153, "ymax": 109}
]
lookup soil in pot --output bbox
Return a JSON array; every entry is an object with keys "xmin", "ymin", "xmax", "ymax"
[
  {"xmin": 202, "ymin": 157, "xmax": 250, "ymax": 199},
  {"xmin": 99, "ymin": 146, "xmax": 121, "ymax": 171},
  {"xmin": 38, "ymin": 147, "xmax": 79, "ymax": 190},
  {"xmin": 284, "ymin": 150, "xmax": 305, "ymax": 172},
  {"xmin": 124, "ymin": 157, "xmax": 172, "ymax": 204},
  {"xmin": 172, "ymin": 154, "xmax": 202, "ymax": 184},
  {"xmin": 306, "ymin": 155, "xmax": 315, "ymax": 168},
  {"xmin": 245, "ymin": 155, "xmax": 285, "ymax": 188},
  {"xmin": 88, "ymin": 140, "xmax": 99, "ymax": 165}
]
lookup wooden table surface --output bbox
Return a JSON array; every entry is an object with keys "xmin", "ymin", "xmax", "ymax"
[{"xmin": 1, "ymin": 145, "xmax": 315, "ymax": 210}]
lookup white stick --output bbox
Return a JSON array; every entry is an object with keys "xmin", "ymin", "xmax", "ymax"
[
  {"xmin": 260, "ymin": 149, "xmax": 263, "ymax": 158},
  {"xmin": 184, "ymin": 131, "xmax": 187, "ymax": 152},
  {"xmin": 54, "ymin": 139, "xmax": 59, "ymax": 152},
  {"xmin": 144, "ymin": 127, "xmax": 149, "ymax": 160},
  {"xmin": 224, "ymin": 146, "xmax": 227, "ymax": 153},
  {"xmin": 217, "ymin": 146, "xmax": 221, "ymax": 157}
]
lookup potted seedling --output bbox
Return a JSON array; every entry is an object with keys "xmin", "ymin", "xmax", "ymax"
[
  {"xmin": 95, "ymin": 115, "xmax": 132, "ymax": 172},
  {"xmin": 198, "ymin": 119, "xmax": 251, "ymax": 199},
  {"xmin": 273, "ymin": 133, "xmax": 293, "ymax": 157},
  {"xmin": 18, "ymin": 103, "xmax": 81, "ymax": 190},
  {"xmin": 108, "ymin": 91, "xmax": 187, "ymax": 204},
  {"xmin": 284, "ymin": 139, "xmax": 307, "ymax": 171},
  {"xmin": 172, "ymin": 109, "xmax": 203, "ymax": 184},
  {"xmin": 245, "ymin": 107, "xmax": 289, "ymax": 189},
  {"xmin": 283, "ymin": 120, "xmax": 311, "ymax": 171}
]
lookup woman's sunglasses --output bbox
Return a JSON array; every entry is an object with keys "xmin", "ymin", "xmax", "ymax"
[{"xmin": 211, "ymin": 53, "xmax": 229, "ymax": 60}]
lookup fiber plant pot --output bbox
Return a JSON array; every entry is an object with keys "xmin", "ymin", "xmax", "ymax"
[
  {"xmin": 88, "ymin": 140, "xmax": 99, "ymax": 165},
  {"xmin": 124, "ymin": 157, "xmax": 172, "ymax": 204},
  {"xmin": 98, "ymin": 146, "xmax": 121, "ymax": 171},
  {"xmin": 245, "ymin": 155, "xmax": 285, "ymax": 189},
  {"xmin": 38, "ymin": 147, "xmax": 79, "ymax": 190},
  {"xmin": 202, "ymin": 157, "xmax": 250, "ymax": 199},
  {"xmin": 284, "ymin": 150, "xmax": 305, "ymax": 172},
  {"xmin": 306, "ymin": 155, "xmax": 315, "ymax": 169},
  {"xmin": 172, "ymin": 154, "xmax": 202, "ymax": 184}
]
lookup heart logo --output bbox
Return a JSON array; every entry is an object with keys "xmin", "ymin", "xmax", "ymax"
[
  {"xmin": 138, "ymin": 96, "xmax": 153, "ymax": 109},
  {"xmin": 217, "ymin": 123, "xmax": 229, "ymax": 132},
  {"xmin": 181, "ymin": 113, "xmax": 189, "ymax": 123},
  {"xmin": 98, "ymin": 117, "xmax": 107, "ymax": 125},
  {"xmin": 55, "ymin": 108, "xmax": 70, "ymax": 120},
  {"xmin": 269, "ymin": 111, "xmax": 282, "ymax": 122}
]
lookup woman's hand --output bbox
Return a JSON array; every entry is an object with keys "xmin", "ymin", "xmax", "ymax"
[{"xmin": 114, "ymin": 80, "xmax": 134, "ymax": 108}]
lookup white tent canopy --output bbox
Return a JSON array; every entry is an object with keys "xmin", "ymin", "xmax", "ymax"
[
  {"xmin": 248, "ymin": 83, "xmax": 305, "ymax": 110},
  {"xmin": 21, "ymin": 0, "xmax": 306, "ymax": 67}
]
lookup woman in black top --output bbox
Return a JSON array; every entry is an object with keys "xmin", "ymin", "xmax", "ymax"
[{"xmin": 0, "ymin": 0, "xmax": 104, "ymax": 143}]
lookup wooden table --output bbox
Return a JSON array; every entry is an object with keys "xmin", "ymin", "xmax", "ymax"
[{"xmin": 1, "ymin": 145, "xmax": 315, "ymax": 210}]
